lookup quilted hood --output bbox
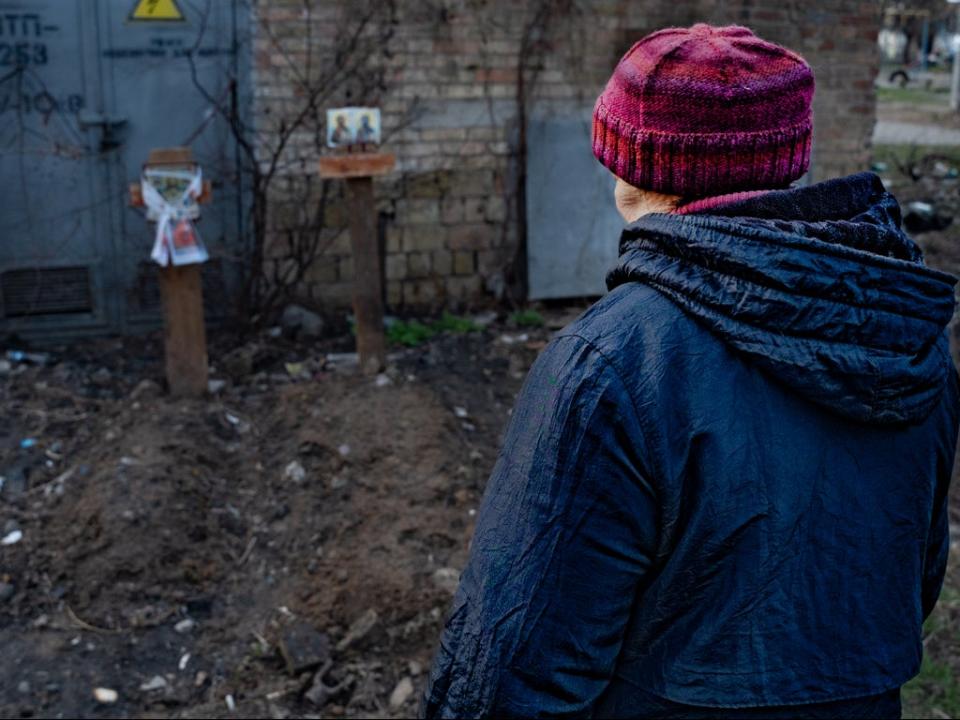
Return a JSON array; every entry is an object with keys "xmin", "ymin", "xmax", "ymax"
[{"xmin": 607, "ymin": 172, "xmax": 957, "ymax": 425}]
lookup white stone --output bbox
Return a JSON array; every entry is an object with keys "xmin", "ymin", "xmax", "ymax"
[
  {"xmin": 432, "ymin": 567, "xmax": 460, "ymax": 595},
  {"xmin": 93, "ymin": 687, "xmax": 118, "ymax": 704},
  {"xmin": 139, "ymin": 675, "xmax": 167, "ymax": 692},
  {"xmin": 389, "ymin": 676, "xmax": 415, "ymax": 709},
  {"xmin": 284, "ymin": 461, "xmax": 306, "ymax": 483}
]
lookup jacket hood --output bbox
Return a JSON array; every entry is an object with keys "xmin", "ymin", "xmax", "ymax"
[{"xmin": 607, "ymin": 172, "xmax": 957, "ymax": 425}]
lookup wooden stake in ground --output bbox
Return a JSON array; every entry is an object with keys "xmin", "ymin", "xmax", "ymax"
[
  {"xmin": 319, "ymin": 153, "xmax": 396, "ymax": 375},
  {"xmin": 158, "ymin": 263, "xmax": 208, "ymax": 396},
  {"xmin": 131, "ymin": 147, "xmax": 212, "ymax": 397}
]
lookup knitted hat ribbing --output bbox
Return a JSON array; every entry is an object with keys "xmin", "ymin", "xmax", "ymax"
[{"xmin": 592, "ymin": 24, "xmax": 814, "ymax": 197}]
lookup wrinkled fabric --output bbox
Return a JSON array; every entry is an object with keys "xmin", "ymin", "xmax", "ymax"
[{"xmin": 421, "ymin": 173, "xmax": 959, "ymax": 719}]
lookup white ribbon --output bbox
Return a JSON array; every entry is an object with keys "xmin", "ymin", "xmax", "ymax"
[{"xmin": 142, "ymin": 167, "xmax": 206, "ymax": 266}]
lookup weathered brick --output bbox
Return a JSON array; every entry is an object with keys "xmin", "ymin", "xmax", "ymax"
[
  {"xmin": 432, "ymin": 249, "xmax": 453, "ymax": 276},
  {"xmin": 463, "ymin": 198, "xmax": 488, "ymax": 223},
  {"xmin": 403, "ymin": 279, "xmax": 441, "ymax": 305},
  {"xmin": 403, "ymin": 225, "xmax": 447, "ymax": 252},
  {"xmin": 452, "ymin": 170, "xmax": 495, "ymax": 197},
  {"xmin": 327, "ymin": 231, "xmax": 352, "ymax": 255},
  {"xmin": 441, "ymin": 197, "xmax": 465, "ymax": 224},
  {"xmin": 304, "ymin": 257, "xmax": 338, "ymax": 284},
  {"xmin": 485, "ymin": 196, "xmax": 507, "ymax": 222},
  {"xmin": 386, "ymin": 224, "xmax": 402, "ymax": 253},
  {"xmin": 398, "ymin": 198, "xmax": 440, "ymax": 224},
  {"xmin": 446, "ymin": 275, "xmax": 483, "ymax": 301},
  {"xmin": 448, "ymin": 223, "xmax": 496, "ymax": 251},
  {"xmin": 386, "ymin": 253, "xmax": 408, "ymax": 280},
  {"xmin": 386, "ymin": 280, "xmax": 402, "ymax": 307},
  {"xmin": 312, "ymin": 281, "xmax": 353, "ymax": 307},
  {"xmin": 477, "ymin": 249, "xmax": 503, "ymax": 274},
  {"xmin": 407, "ymin": 251, "xmax": 432, "ymax": 278},
  {"xmin": 337, "ymin": 255, "xmax": 355, "ymax": 282},
  {"xmin": 453, "ymin": 250, "xmax": 475, "ymax": 275},
  {"xmin": 406, "ymin": 170, "xmax": 453, "ymax": 198}
]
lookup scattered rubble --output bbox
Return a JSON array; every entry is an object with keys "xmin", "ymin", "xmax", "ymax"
[
  {"xmin": 389, "ymin": 676, "xmax": 415, "ymax": 709},
  {"xmin": 284, "ymin": 460, "xmax": 307, "ymax": 484},
  {"xmin": 432, "ymin": 568, "xmax": 460, "ymax": 595},
  {"xmin": 904, "ymin": 200, "xmax": 953, "ymax": 234},
  {"xmin": 93, "ymin": 688, "xmax": 118, "ymax": 704},
  {"xmin": 207, "ymin": 379, "xmax": 227, "ymax": 394},
  {"xmin": 139, "ymin": 676, "xmax": 167, "ymax": 692},
  {"xmin": 281, "ymin": 304, "xmax": 325, "ymax": 339},
  {"xmin": 336, "ymin": 609, "xmax": 379, "ymax": 652},
  {"xmin": 0, "ymin": 314, "xmax": 560, "ymax": 718},
  {"xmin": 278, "ymin": 622, "xmax": 331, "ymax": 675}
]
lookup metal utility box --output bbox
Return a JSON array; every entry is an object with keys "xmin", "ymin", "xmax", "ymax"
[
  {"xmin": 0, "ymin": 0, "xmax": 249, "ymax": 340},
  {"xmin": 525, "ymin": 110, "xmax": 624, "ymax": 301}
]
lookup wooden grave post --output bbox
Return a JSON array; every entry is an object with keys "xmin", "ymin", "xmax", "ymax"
[
  {"xmin": 319, "ymin": 152, "xmax": 396, "ymax": 375},
  {"xmin": 130, "ymin": 146, "xmax": 213, "ymax": 397}
]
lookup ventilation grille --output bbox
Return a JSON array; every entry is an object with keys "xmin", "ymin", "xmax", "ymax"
[{"xmin": 2, "ymin": 266, "xmax": 93, "ymax": 317}]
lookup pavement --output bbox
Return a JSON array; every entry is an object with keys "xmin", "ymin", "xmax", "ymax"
[{"xmin": 873, "ymin": 120, "xmax": 960, "ymax": 146}]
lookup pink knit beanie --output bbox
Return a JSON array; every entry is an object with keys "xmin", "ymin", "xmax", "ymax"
[{"xmin": 592, "ymin": 24, "xmax": 814, "ymax": 198}]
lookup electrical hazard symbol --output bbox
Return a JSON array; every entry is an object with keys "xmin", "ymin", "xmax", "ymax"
[{"xmin": 129, "ymin": 0, "xmax": 185, "ymax": 22}]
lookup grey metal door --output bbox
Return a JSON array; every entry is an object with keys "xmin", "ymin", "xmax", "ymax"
[
  {"xmin": 526, "ymin": 110, "xmax": 623, "ymax": 300},
  {"xmin": 0, "ymin": 2, "xmax": 115, "ymax": 337},
  {"xmin": 0, "ymin": 0, "xmax": 247, "ymax": 340}
]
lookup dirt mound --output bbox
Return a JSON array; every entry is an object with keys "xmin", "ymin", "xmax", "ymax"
[{"xmin": 0, "ymin": 320, "xmax": 554, "ymax": 718}]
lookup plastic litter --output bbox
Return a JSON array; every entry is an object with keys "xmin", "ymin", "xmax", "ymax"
[
  {"xmin": 6, "ymin": 350, "xmax": 50, "ymax": 365},
  {"xmin": 284, "ymin": 461, "xmax": 306, "ymax": 483},
  {"xmin": 93, "ymin": 687, "xmax": 118, "ymax": 704},
  {"xmin": 139, "ymin": 676, "xmax": 167, "ymax": 692}
]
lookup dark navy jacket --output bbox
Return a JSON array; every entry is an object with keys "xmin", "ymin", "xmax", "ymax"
[{"xmin": 422, "ymin": 173, "xmax": 959, "ymax": 718}]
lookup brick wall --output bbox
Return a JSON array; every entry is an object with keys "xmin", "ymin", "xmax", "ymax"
[{"xmin": 252, "ymin": 0, "xmax": 880, "ymax": 314}]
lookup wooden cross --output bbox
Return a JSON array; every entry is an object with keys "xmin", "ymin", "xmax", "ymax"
[
  {"xmin": 319, "ymin": 152, "xmax": 396, "ymax": 375},
  {"xmin": 130, "ymin": 146, "xmax": 213, "ymax": 397}
]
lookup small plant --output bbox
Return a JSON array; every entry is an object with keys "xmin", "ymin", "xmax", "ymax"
[
  {"xmin": 385, "ymin": 313, "xmax": 481, "ymax": 347},
  {"xmin": 510, "ymin": 309, "xmax": 545, "ymax": 327},
  {"xmin": 387, "ymin": 320, "xmax": 436, "ymax": 347},
  {"xmin": 433, "ymin": 311, "xmax": 481, "ymax": 334}
]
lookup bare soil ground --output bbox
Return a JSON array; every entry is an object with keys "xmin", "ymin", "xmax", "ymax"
[{"xmin": 0, "ymin": 314, "xmax": 574, "ymax": 719}]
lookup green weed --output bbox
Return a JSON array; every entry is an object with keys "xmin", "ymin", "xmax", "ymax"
[
  {"xmin": 387, "ymin": 320, "xmax": 436, "ymax": 347},
  {"xmin": 386, "ymin": 312, "xmax": 480, "ymax": 347},
  {"xmin": 903, "ymin": 655, "xmax": 960, "ymax": 718},
  {"xmin": 509, "ymin": 309, "xmax": 545, "ymax": 328},
  {"xmin": 432, "ymin": 311, "xmax": 481, "ymax": 334}
]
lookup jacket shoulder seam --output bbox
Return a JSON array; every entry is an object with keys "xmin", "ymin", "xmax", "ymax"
[{"xmin": 554, "ymin": 331, "xmax": 662, "ymax": 480}]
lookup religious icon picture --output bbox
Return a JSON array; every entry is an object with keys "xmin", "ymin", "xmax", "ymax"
[{"xmin": 326, "ymin": 107, "xmax": 382, "ymax": 148}]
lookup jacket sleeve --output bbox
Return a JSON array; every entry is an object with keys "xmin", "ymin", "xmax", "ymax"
[
  {"xmin": 921, "ymin": 368, "xmax": 959, "ymax": 621},
  {"xmin": 421, "ymin": 334, "xmax": 659, "ymax": 719}
]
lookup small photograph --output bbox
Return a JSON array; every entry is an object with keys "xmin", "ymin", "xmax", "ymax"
[{"xmin": 326, "ymin": 107, "xmax": 382, "ymax": 148}]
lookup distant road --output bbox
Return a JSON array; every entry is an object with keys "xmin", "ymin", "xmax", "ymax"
[{"xmin": 873, "ymin": 120, "xmax": 960, "ymax": 145}]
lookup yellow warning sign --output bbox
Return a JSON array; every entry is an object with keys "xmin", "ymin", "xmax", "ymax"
[{"xmin": 129, "ymin": 0, "xmax": 185, "ymax": 22}]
